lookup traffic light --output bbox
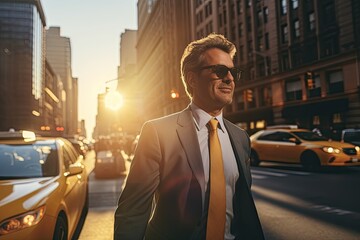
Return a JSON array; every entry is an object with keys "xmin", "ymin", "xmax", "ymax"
[
  {"xmin": 246, "ymin": 89, "xmax": 253, "ymax": 102},
  {"xmin": 305, "ymin": 71, "xmax": 314, "ymax": 89}
]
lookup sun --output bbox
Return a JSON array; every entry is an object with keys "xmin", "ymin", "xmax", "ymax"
[{"xmin": 105, "ymin": 91, "xmax": 123, "ymax": 111}]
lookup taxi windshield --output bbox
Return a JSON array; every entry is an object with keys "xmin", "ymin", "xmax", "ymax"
[
  {"xmin": 292, "ymin": 131, "xmax": 329, "ymax": 141},
  {"xmin": 0, "ymin": 141, "xmax": 58, "ymax": 179}
]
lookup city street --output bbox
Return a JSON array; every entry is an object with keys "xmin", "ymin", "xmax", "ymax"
[{"xmin": 77, "ymin": 151, "xmax": 360, "ymax": 240}]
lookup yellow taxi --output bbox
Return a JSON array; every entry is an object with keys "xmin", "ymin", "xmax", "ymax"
[
  {"xmin": 250, "ymin": 126, "xmax": 360, "ymax": 171},
  {"xmin": 0, "ymin": 130, "xmax": 88, "ymax": 240}
]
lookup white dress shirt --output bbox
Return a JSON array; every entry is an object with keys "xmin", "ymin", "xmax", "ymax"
[{"xmin": 190, "ymin": 103, "xmax": 239, "ymax": 240}]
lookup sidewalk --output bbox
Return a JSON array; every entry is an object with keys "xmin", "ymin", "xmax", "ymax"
[{"xmin": 78, "ymin": 206, "xmax": 117, "ymax": 240}]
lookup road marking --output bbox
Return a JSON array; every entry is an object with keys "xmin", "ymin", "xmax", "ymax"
[
  {"xmin": 251, "ymin": 169, "xmax": 288, "ymax": 177},
  {"xmin": 268, "ymin": 168, "xmax": 311, "ymax": 176},
  {"xmin": 311, "ymin": 205, "xmax": 357, "ymax": 216},
  {"xmin": 251, "ymin": 174, "xmax": 267, "ymax": 179}
]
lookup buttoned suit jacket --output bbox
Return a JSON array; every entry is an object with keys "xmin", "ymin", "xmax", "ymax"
[{"xmin": 114, "ymin": 107, "xmax": 264, "ymax": 240}]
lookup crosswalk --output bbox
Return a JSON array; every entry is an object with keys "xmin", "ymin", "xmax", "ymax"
[{"xmin": 251, "ymin": 167, "xmax": 311, "ymax": 179}]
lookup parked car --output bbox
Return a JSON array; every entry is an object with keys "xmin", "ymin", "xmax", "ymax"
[
  {"xmin": 341, "ymin": 129, "xmax": 360, "ymax": 146},
  {"xmin": 250, "ymin": 127, "xmax": 360, "ymax": 171},
  {"xmin": 94, "ymin": 150, "xmax": 126, "ymax": 178},
  {"xmin": 66, "ymin": 138, "xmax": 87, "ymax": 158},
  {"xmin": 0, "ymin": 130, "xmax": 88, "ymax": 240}
]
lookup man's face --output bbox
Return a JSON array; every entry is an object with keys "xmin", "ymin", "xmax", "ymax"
[{"xmin": 189, "ymin": 48, "xmax": 235, "ymax": 115}]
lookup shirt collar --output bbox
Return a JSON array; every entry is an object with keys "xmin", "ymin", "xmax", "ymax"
[{"xmin": 190, "ymin": 102, "xmax": 225, "ymax": 132}]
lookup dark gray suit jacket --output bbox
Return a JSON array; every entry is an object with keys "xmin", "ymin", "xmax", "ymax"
[{"xmin": 114, "ymin": 107, "xmax": 264, "ymax": 240}]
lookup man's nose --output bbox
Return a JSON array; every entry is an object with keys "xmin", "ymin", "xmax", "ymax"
[{"xmin": 223, "ymin": 71, "xmax": 234, "ymax": 84}]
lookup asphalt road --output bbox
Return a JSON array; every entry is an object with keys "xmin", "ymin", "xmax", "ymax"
[{"xmin": 252, "ymin": 162, "xmax": 360, "ymax": 240}]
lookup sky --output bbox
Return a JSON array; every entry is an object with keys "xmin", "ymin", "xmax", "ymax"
[{"xmin": 41, "ymin": 0, "xmax": 138, "ymax": 139}]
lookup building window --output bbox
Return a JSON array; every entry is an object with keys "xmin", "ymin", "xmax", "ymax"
[
  {"xmin": 282, "ymin": 24, "xmax": 288, "ymax": 43},
  {"xmin": 327, "ymin": 70, "xmax": 344, "ymax": 94},
  {"xmin": 240, "ymin": 45, "xmax": 244, "ymax": 61},
  {"xmin": 237, "ymin": 0, "xmax": 242, "ymax": 14},
  {"xmin": 294, "ymin": 20, "xmax": 300, "ymax": 38},
  {"xmin": 313, "ymin": 115, "xmax": 320, "ymax": 125},
  {"xmin": 265, "ymin": 33, "xmax": 269, "ymax": 49},
  {"xmin": 333, "ymin": 113, "xmax": 342, "ymax": 124},
  {"xmin": 309, "ymin": 12, "xmax": 315, "ymax": 31},
  {"xmin": 286, "ymin": 79, "xmax": 302, "ymax": 101},
  {"xmin": 292, "ymin": 0, "xmax": 298, "ymax": 9},
  {"xmin": 247, "ymin": 16, "xmax": 252, "ymax": 31},
  {"xmin": 256, "ymin": 120, "xmax": 266, "ymax": 129},
  {"xmin": 257, "ymin": 10, "xmax": 262, "ymax": 26},
  {"xmin": 259, "ymin": 86, "xmax": 272, "ymax": 106},
  {"xmin": 196, "ymin": 0, "xmax": 203, "ymax": 8},
  {"xmin": 323, "ymin": 2, "xmax": 336, "ymax": 26},
  {"xmin": 238, "ymin": 23, "xmax": 243, "ymax": 37},
  {"xmin": 321, "ymin": 36, "xmax": 339, "ymax": 57},
  {"xmin": 257, "ymin": 35, "xmax": 263, "ymax": 50},
  {"xmin": 282, "ymin": 53, "xmax": 290, "ymax": 71},
  {"xmin": 248, "ymin": 40, "xmax": 253, "ymax": 55},
  {"xmin": 263, "ymin": 7, "xmax": 268, "ymax": 23},
  {"xmin": 281, "ymin": 0, "xmax": 287, "ymax": 15}
]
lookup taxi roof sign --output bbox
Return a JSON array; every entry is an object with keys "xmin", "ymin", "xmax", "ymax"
[{"xmin": 0, "ymin": 130, "xmax": 36, "ymax": 141}]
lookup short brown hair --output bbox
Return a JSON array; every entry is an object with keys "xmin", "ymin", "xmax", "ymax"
[{"xmin": 180, "ymin": 33, "xmax": 236, "ymax": 98}]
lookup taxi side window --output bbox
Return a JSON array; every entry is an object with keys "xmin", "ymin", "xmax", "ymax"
[
  {"xmin": 277, "ymin": 132, "xmax": 295, "ymax": 142},
  {"xmin": 64, "ymin": 141, "xmax": 80, "ymax": 159},
  {"xmin": 258, "ymin": 131, "xmax": 295, "ymax": 142},
  {"xmin": 258, "ymin": 131, "xmax": 282, "ymax": 141},
  {"xmin": 63, "ymin": 143, "xmax": 77, "ymax": 170}
]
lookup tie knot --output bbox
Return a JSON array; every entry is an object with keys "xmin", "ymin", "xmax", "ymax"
[{"xmin": 208, "ymin": 118, "xmax": 219, "ymax": 131}]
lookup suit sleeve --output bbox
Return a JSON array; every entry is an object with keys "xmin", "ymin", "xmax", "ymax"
[{"xmin": 114, "ymin": 121, "xmax": 161, "ymax": 240}]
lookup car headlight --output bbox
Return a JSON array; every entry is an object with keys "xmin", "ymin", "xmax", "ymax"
[
  {"xmin": 0, "ymin": 206, "xmax": 45, "ymax": 235},
  {"xmin": 355, "ymin": 146, "xmax": 360, "ymax": 153},
  {"xmin": 322, "ymin": 146, "xmax": 341, "ymax": 154}
]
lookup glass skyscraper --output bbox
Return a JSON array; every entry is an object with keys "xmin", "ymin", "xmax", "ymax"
[{"xmin": 0, "ymin": 0, "xmax": 46, "ymax": 131}]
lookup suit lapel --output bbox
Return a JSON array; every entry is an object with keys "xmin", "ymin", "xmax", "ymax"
[
  {"xmin": 223, "ymin": 120, "xmax": 250, "ymax": 185},
  {"xmin": 176, "ymin": 108, "xmax": 206, "ymax": 199}
]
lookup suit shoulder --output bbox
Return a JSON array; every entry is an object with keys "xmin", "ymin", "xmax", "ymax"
[
  {"xmin": 145, "ymin": 109, "xmax": 186, "ymax": 126},
  {"xmin": 224, "ymin": 119, "xmax": 248, "ymax": 134}
]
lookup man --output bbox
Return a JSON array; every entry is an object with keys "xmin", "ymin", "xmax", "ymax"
[{"xmin": 114, "ymin": 33, "xmax": 264, "ymax": 240}]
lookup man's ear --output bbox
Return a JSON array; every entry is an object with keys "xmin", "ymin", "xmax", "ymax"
[{"xmin": 186, "ymin": 71, "xmax": 197, "ymax": 89}]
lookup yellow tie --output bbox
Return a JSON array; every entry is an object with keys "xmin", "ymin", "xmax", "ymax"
[{"xmin": 206, "ymin": 118, "xmax": 226, "ymax": 240}]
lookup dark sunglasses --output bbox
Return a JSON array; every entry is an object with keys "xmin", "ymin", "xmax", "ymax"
[{"xmin": 198, "ymin": 64, "xmax": 243, "ymax": 82}]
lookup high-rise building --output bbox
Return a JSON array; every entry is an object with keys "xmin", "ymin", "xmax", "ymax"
[
  {"xmin": 192, "ymin": 0, "xmax": 360, "ymax": 137},
  {"xmin": 137, "ymin": 0, "xmax": 193, "ymax": 121},
  {"xmin": 46, "ymin": 26, "xmax": 78, "ymax": 136},
  {"xmin": 44, "ymin": 60, "xmax": 64, "ymax": 135},
  {"xmin": 117, "ymin": 29, "xmax": 142, "ymax": 134},
  {"xmin": 0, "ymin": 0, "xmax": 46, "ymax": 131}
]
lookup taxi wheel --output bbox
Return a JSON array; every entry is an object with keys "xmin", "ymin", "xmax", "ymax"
[
  {"xmin": 53, "ymin": 215, "xmax": 68, "ymax": 240},
  {"xmin": 301, "ymin": 151, "xmax": 321, "ymax": 172},
  {"xmin": 250, "ymin": 150, "xmax": 260, "ymax": 166}
]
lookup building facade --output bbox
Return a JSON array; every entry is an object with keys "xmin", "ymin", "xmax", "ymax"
[
  {"xmin": 192, "ymin": 0, "xmax": 360, "ymax": 137},
  {"xmin": 117, "ymin": 29, "xmax": 142, "ymax": 135},
  {"xmin": 46, "ymin": 26, "xmax": 78, "ymax": 136},
  {"xmin": 43, "ymin": 60, "xmax": 64, "ymax": 135},
  {"xmin": 137, "ymin": 0, "xmax": 193, "ymax": 121},
  {"xmin": 0, "ymin": 0, "xmax": 46, "ymax": 131}
]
